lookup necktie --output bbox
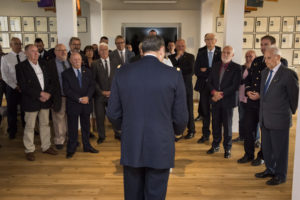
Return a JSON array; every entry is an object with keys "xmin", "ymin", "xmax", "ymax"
[
  {"xmin": 208, "ymin": 51, "xmax": 213, "ymax": 67},
  {"xmin": 77, "ymin": 69, "xmax": 82, "ymax": 88},
  {"xmin": 120, "ymin": 51, "xmax": 125, "ymax": 65},
  {"xmin": 62, "ymin": 61, "xmax": 67, "ymax": 70},
  {"xmin": 16, "ymin": 54, "xmax": 21, "ymax": 64},
  {"xmin": 105, "ymin": 59, "xmax": 109, "ymax": 77},
  {"xmin": 263, "ymin": 70, "xmax": 273, "ymax": 95}
]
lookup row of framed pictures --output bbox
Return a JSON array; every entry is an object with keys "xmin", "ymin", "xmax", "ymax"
[
  {"xmin": 0, "ymin": 16, "xmax": 87, "ymax": 33},
  {"xmin": 217, "ymin": 16, "xmax": 300, "ymax": 33},
  {"xmin": 0, "ymin": 33, "xmax": 57, "ymax": 49},
  {"xmin": 242, "ymin": 33, "xmax": 300, "ymax": 49}
]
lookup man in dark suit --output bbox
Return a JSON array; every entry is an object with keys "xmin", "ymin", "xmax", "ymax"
[
  {"xmin": 107, "ymin": 35, "xmax": 188, "ymax": 200},
  {"xmin": 110, "ymin": 35, "xmax": 135, "ymax": 66},
  {"xmin": 62, "ymin": 52, "xmax": 99, "ymax": 159},
  {"xmin": 92, "ymin": 42, "xmax": 120, "ymax": 144},
  {"xmin": 35, "ymin": 38, "xmax": 51, "ymax": 62},
  {"xmin": 67, "ymin": 37, "xmax": 88, "ymax": 67},
  {"xmin": 194, "ymin": 33, "xmax": 221, "ymax": 143},
  {"xmin": 15, "ymin": 44, "xmax": 58, "ymax": 161},
  {"xmin": 255, "ymin": 45, "xmax": 298, "ymax": 185},
  {"xmin": 169, "ymin": 39, "xmax": 196, "ymax": 140},
  {"xmin": 206, "ymin": 46, "xmax": 241, "ymax": 158}
]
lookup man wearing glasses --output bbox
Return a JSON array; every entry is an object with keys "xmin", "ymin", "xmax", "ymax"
[
  {"xmin": 67, "ymin": 37, "xmax": 88, "ymax": 67},
  {"xmin": 110, "ymin": 35, "xmax": 135, "ymax": 66}
]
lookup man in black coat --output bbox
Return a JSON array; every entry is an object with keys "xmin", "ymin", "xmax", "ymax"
[
  {"xmin": 67, "ymin": 37, "xmax": 88, "ymax": 67},
  {"xmin": 110, "ymin": 35, "xmax": 135, "ymax": 66},
  {"xmin": 194, "ymin": 33, "xmax": 221, "ymax": 143},
  {"xmin": 206, "ymin": 46, "xmax": 241, "ymax": 158},
  {"xmin": 15, "ymin": 44, "xmax": 58, "ymax": 161},
  {"xmin": 169, "ymin": 39, "xmax": 195, "ymax": 140},
  {"xmin": 35, "ymin": 38, "xmax": 51, "ymax": 62}
]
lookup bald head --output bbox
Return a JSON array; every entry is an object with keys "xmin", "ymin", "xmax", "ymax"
[
  {"xmin": 54, "ymin": 44, "xmax": 67, "ymax": 61},
  {"xmin": 70, "ymin": 52, "xmax": 82, "ymax": 69},
  {"xmin": 175, "ymin": 39, "xmax": 186, "ymax": 52}
]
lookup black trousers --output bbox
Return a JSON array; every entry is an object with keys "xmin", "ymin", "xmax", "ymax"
[
  {"xmin": 198, "ymin": 86, "xmax": 211, "ymax": 138},
  {"xmin": 261, "ymin": 125, "xmax": 289, "ymax": 180},
  {"xmin": 123, "ymin": 166, "xmax": 170, "ymax": 200},
  {"xmin": 67, "ymin": 112, "xmax": 92, "ymax": 153},
  {"xmin": 0, "ymin": 80, "xmax": 7, "ymax": 123},
  {"xmin": 211, "ymin": 104, "xmax": 233, "ymax": 150},
  {"xmin": 186, "ymin": 90, "xmax": 195, "ymax": 133}
]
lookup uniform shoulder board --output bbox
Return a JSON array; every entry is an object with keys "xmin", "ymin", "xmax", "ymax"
[
  {"xmin": 117, "ymin": 65, "xmax": 121, "ymax": 69},
  {"xmin": 176, "ymin": 67, "xmax": 180, "ymax": 71}
]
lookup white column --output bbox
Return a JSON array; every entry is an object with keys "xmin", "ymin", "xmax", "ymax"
[
  {"xmin": 199, "ymin": 0, "xmax": 215, "ymax": 47},
  {"xmin": 87, "ymin": 0, "xmax": 103, "ymax": 45},
  {"xmin": 56, "ymin": 0, "xmax": 78, "ymax": 50}
]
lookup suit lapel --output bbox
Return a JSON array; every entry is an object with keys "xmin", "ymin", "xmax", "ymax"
[
  {"xmin": 264, "ymin": 65, "xmax": 283, "ymax": 96},
  {"xmin": 26, "ymin": 60, "xmax": 42, "ymax": 91},
  {"xmin": 70, "ymin": 67, "xmax": 81, "ymax": 89},
  {"xmin": 220, "ymin": 62, "xmax": 232, "ymax": 86}
]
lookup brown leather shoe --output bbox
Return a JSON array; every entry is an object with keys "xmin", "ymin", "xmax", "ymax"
[
  {"xmin": 25, "ymin": 152, "xmax": 35, "ymax": 161},
  {"xmin": 43, "ymin": 147, "xmax": 58, "ymax": 155}
]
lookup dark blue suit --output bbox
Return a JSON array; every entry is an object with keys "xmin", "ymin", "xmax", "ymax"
[
  {"xmin": 107, "ymin": 55, "xmax": 188, "ymax": 200},
  {"xmin": 62, "ymin": 66, "xmax": 95, "ymax": 154}
]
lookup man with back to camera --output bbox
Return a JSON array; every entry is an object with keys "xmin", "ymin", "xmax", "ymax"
[{"xmin": 107, "ymin": 35, "xmax": 188, "ymax": 200}]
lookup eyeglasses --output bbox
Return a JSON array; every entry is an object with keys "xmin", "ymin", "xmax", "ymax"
[
  {"xmin": 116, "ymin": 42, "xmax": 125, "ymax": 45},
  {"xmin": 56, "ymin": 49, "xmax": 67, "ymax": 52}
]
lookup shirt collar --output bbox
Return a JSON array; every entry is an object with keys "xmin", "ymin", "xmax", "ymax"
[
  {"xmin": 29, "ymin": 60, "xmax": 39, "ymax": 67},
  {"xmin": 207, "ymin": 47, "xmax": 216, "ymax": 53},
  {"xmin": 144, "ymin": 53, "xmax": 157, "ymax": 58},
  {"xmin": 101, "ymin": 57, "xmax": 110, "ymax": 62},
  {"xmin": 270, "ymin": 62, "xmax": 281, "ymax": 73}
]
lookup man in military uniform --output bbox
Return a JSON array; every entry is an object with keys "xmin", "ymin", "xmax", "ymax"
[{"xmin": 238, "ymin": 35, "xmax": 288, "ymax": 165}]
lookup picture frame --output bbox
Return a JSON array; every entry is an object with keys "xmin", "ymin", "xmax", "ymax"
[
  {"xmin": 242, "ymin": 34, "xmax": 254, "ymax": 49},
  {"xmin": 254, "ymin": 34, "xmax": 265, "ymax": 49},
  {"xmin": 268, "ymin": 16, "xmax": 281, "ymax": 32},
  {"xmin": 49, "ymin": 33, "xmax": 57, "ymax": 48},
  {"xmin": 9, "ymin": 33, "xmax": 22, "ymax": 42},
  {"xmin": 36, "ymin": 33, "xmax": 49, "ymax": 49},
  {"xmin": 22, "ymin": 16, "xmax": 35, "ymax": 32},
  {"xmin": 48, "ymin": 17, "xmax": 57, "ymax": 32},
  {"xmin": 0, "ymin": 33, "xmax": 10, "ymax": 48},
  {"xmin": 294, "ymin": 33, "xmax": 300, "ymax": 49},
  {"xmin": 293, "ymin": 50, "xmax": 300, "ymax": 65},
  {"xmin": 296, "ymin": 16, "xmax": 300, "ymax": 32},
  {"xmin": 9, "ymin": 16, "xmax": 21, "ymax": 32},
  {"xmin": 255, "ymin": 17, "xmax": 268, "ymax": 33},
  {"xmin": 35, "ymin": 17, "xmax": 48, "ymax": 32},
  {"xmin": 282, "ymin": 16, "xmax": 295, "ymax": 32},
  {"xmin": 0, "ymin": 16, "xmax": 8, "ymax": 31},
  {"xmin": 280, "ymin": 33, "xmax": 293, "ymax": 49},
  {"xmin": 77, "ymin": 17, "xmax": 87, "ymax": 33},
  {"xmin": 23, "ymin": 33, "xmax": 35, "ymax": 46},
  {"xmin": 244, "ymin": 17, "xmax": 255, "ymax": 33},
  {"xmin": 216, "ymin": 17, "xmax": 224, "ymax": 33}
]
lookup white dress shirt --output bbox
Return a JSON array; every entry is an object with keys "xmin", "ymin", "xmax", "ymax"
[
  {"xmin": 29, "ymin": 61, "xmax": 44, "ymax": 90},
  {"xmin": 101, "ymin": 57, "xmax": 111, "ymax": 77},
  {"xmin": 1, "ymin": 51, "xmax": 26, "ymax": 89},
  {"xmin": 118, "ymin": 49, "xmax": 126, "ymax": 62},
  {"xmin": 265, "ymin": 62, "xmax": 281, "ymax": 86}
]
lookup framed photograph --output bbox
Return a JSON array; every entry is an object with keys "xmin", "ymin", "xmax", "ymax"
[
  {"xmin": 49, "ymin": 33, "xmax": 57, "ymax": 48},
  {"xmin": 35, "ymin": 17, "xmax": 48, "ymax": 32},
  {"xmin": 293, "ymin": 50, "xmax": 300, "ymax": 65},
  {"xmin": 268, "ymin": 16, "xmax": 281, "ymax": 32},
  {"xmin": 9, "ymin": 33, "xmax": 22, "ymax": 42},
  {"xmin": 36, "ymin": 33, "xmax": 49, "ymax": 49},
  {"xmin": 48, "ymin": 17, "xmax": 57, "ymax": 32},
  {"xmin": 0, "ymin": 16, "xmax": 8, "ymax": 31},
  {"xmin": 9, "ymin": 16, "xmax": 21, "ymax": 32},
  {"xmin": 268, "ymin": 33, "xmax": 280, "ymax": 46},
  {"xmin": 255, "ymin": 17, "xmax": 268, "ymax": 32},
  {"xmin": 242, "ymin": 34, "xmax": 254, "ymax": 49},
  {"xmin": 294, "ymin": 33, "xmax": 300, "ymax": 49},
  {"xmin": 281, "ymin": 33, "xmax": 293, "ymax": 49},
  {"xmin": 282, "ymin": 16, "xmax": 295, "ymax": 32},
  {"xmin": 216, "ymin": 17, "xmax": 224, "ymax": 33},
  {"xmin": 254, "ymin": 34, "xmax": 265, "ymax": 49},
  {"xmin": 244, "ymin": 17, "xmax": 255, "ymax": 33},
  {"xmin": 22, "ymin": 16, "xmax": 35, "ymax": 32},
  {"xmin": 296, "ymin": 16, "xmax": 300, "ymax": 32},
  {"xmin": 23, "ymin": 33, "xmax": 35, "ymax": 46},
  {"xmin": 0, "ymin": 33, "xmax": 10, "ymax": 48},
  {"xmin": 77, "ymin": 17, "xmax": 87, "ymax": 33}
]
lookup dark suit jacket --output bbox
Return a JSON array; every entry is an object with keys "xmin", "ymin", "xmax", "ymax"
[
  {"xmin": 38, "ymin": 49, "xmax": 51, "ymax": 62},
  {"xmin": 259, "ymin": 65, "xmax": 299, "ymax": 130},
  {"xmin": 168, "ymin": 52, "xmax": 195, "ymax": 95},
  {"xmin": 15, "ymin": 59, "xmax": 53, "ymax": 112},
  {"xmin": 91, "ymin": 56, "xmax": 118, "ymax": 102},
  {"xmin": 62, "ymin": 66, "xmax": 95, "ymax": 115},
  {"xmin": 194, "ymin": 46, "xmax": 222, "ymax": 91},
  {"xmin": 207, "ymin": 61, "xmax": 241, "ymax": 108},
  {"xmin": 109, "ymin": 49, "xmax": 135, "ymax": 66},
  {"xmin": 107, "ymin": 55, "xmax": 188, "ymax": 169}
]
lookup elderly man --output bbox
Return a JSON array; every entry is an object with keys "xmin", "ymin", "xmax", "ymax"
[
  {"xmin": 254, "ymin": 46, "xmax": 298, "ymax": 185},
  {"xmin": 62, "ymin": 53, "xmax": 98, "ymax": 159},
  {"xmin": 92, "ymin": 43, "xmax": 121, "ymax": 144},
  {"xmin": 169, "ymin": 39, "xmax": 195, "ymax": 140},
  {"xmin": 206, "ymin": 46, "xmax": 241, "ymax": 158},
  {"xmin": 110, "ymin": 35, "xmax": 135, "ymax": 66},
  {"xmin": 15, "ymin": 44, "xmax": 57, "ymax": 161},
  {"xmin": 48, "ymin": 44, "xmax": 70, "ymax": 150}
]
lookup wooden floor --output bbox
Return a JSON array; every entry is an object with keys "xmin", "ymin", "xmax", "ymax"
[{"xmin": 0, "ymin": 105, "xmax": 296, "ymax": 200}]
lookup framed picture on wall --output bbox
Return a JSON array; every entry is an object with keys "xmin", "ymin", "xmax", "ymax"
[
  {"xmin": 9, "ymin": 16, "xmax": 21, "ymax": 32},
  {"xmin": 0, "ymin": 33, "xmax": 10, "ymax": 48},
  {"xmin": 48, "ymin": 17, "xmax": 57, "ymax": 32},
  {"xmin": 22, "ymin": 17, "xmax": 35, "ymax": 32},
  {"xmin": 282, "ymin": 16, "xmax": 295, "ymax": 32},
  {"xmin": 77, "ymin": 17, "xmax": 87, "ymax": 33},
  {"xmin": 36, "ymin": 17, "xmax": 48, "ymax": 32},
  {"xmin": 280, "ymin": 33, "xmax": 293, "ymax": 49},
  {"xmin": 254, "ymin": 34, "xmax": 265, "ymax": 49},
  {"xmin": 36, "ymin": 33, "xmax": 49, "ymax": 49},
  {"xmin": 293, "ymin": 50, "xmax": 300, "ymax": 65},
  {"xmin": 268, "ymin": 16, "xmax": 281, "ymax": 32},
  {"xmin": 244, "ymin": 17, "xmax": 255, "ymax": 33},
  {"xmin": 242, "ymin": 34, "xmax": 254, "ymax": 49},
  {"xmin": 49, "ymin": 33, "xmax": 57, "ymax": 48},
  {"xmin": 294, "ymin": 33, "xmax": 300, "ymax": 49},
  {"xmin": 0, "ymin": 16, "xmax": 8, "ymax": 31},
  {"xmin": 9, "ymin": 33, "xmax": 22, "ymax": 42},
  {"xmin": 255, "ymin": 17, "xmax": 268, "ymax": 32},
  {"xmin": 296, "ymin": 17, "xmax": 300, "ymax": 32},
  {"xmin": 23, "ymin": 33, "xmax": 35, "ymax": 46},
  {"xmin": 216, "ymin": 17, "xmax": 224, "ymax": 33},
  {"xmin": 268, "ymin": 33, "xmax": 280, "ymax": 46}
]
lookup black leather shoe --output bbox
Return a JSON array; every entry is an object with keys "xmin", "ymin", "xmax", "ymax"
[
  {"xmin": 207, "ymin": 146, "xmax": 220, "ymax": 154},
  {"xmin": 84, "ymin": 147, "xmax": 99, "ymax": 153},
  {"xmin": 255, "ymin": 170, "xmax": 274, "ymax": 178},
  {"xmin": 66, "ymin": 152, "xmax": 74, "ymax": 159},
  {"xmin": 232, "ymin": 137, "xmax": 244, "ymax": 142},
  {"xmin": 175, "ymin": 135, "xmax": 183, "ymax": 142},
  {"xmin": 266, "ymin": 177, "xmax": 286, "ymax": 185},
  {"xmin": 224, "ymin": 150, "xmax": 231, "ymax": 158},
  {"xmin": 55, "ymin": 144, "xmax": 64, "ymax": 150},
  {"xmin": 89, "ymin": 132, "xmax": 95, "ymax": 138},
  {"xmin": 97, "ymin": 138, "xmax": 105, "ymax": 144},
  {"xmin": 194, "ymin": 116, "xmax": 203, "ymax": 121},
  {"xmin": 184, "ymin": 132, "xmax": 195, "ymax": 139},
  {"xmin": 237, "ymin": 155, "xmax": 254, "ymax": 163},
  {"xmin": 197, "ymin": 136, "xmax": 209, "ymax": 144},
  {"xmin": 251, "ymin": 157, "xmax": 264, "ymax": 166}
]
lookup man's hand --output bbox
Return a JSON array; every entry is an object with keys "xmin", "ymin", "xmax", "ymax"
[
  {"xmin": 40, "ymin": 91, "xmax": 51, "ymax": 102},
  {"xmin": 102, "ymin": 91, "xmax": 111, "ymax": 98},
  {"xmin": 212, "ymin": 91, "xmax": 223, "ymax": 102},
  {"xmin": 80, "ymin": 96, "xmax": 89, "ymax": 104},
  {"xmin": 247, "ymin": 91, "xmax": 260, "ymax": 100},
  {"xmin": 200, "ymin": 68, "xmax": 207, "ymax": 72}
]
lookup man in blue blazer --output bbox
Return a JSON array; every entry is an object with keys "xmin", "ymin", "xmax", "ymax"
[{"xmin": 107, "ymin": 35, "xmax": 188, "ymax": 200}]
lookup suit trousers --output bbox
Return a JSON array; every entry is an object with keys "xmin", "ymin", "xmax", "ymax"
[
  {"xmin": 51, "ymin": 97, "xmax": 68, "ymax": 145},
  {"xmin": 211, "ymin": 104, "xmax": 233, "ymax": 150},
  {"xmin": 186, "ymin": 90, "xmax": 195, "ymax": 133},
  {"xmin": 23, "ymin": 109, "xmax": 51, "ymax": 153},
  {"xmin": 261, "ymin": 125, "xmax": 289, "ymax": 180},
  {"xmin": 123, "ymin": 166, "xmax": 170, "ymax": 200},
  {"xmin": 238, "ymin": 102, "xmax": 246, "ymax": 139},
  {"xmin": 198, "ymin": 86, "xmax": 211, "ymax": 137},
  {"xmin": 67, "ymin": 112, "xmax": 91, "ymax": 153}
]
